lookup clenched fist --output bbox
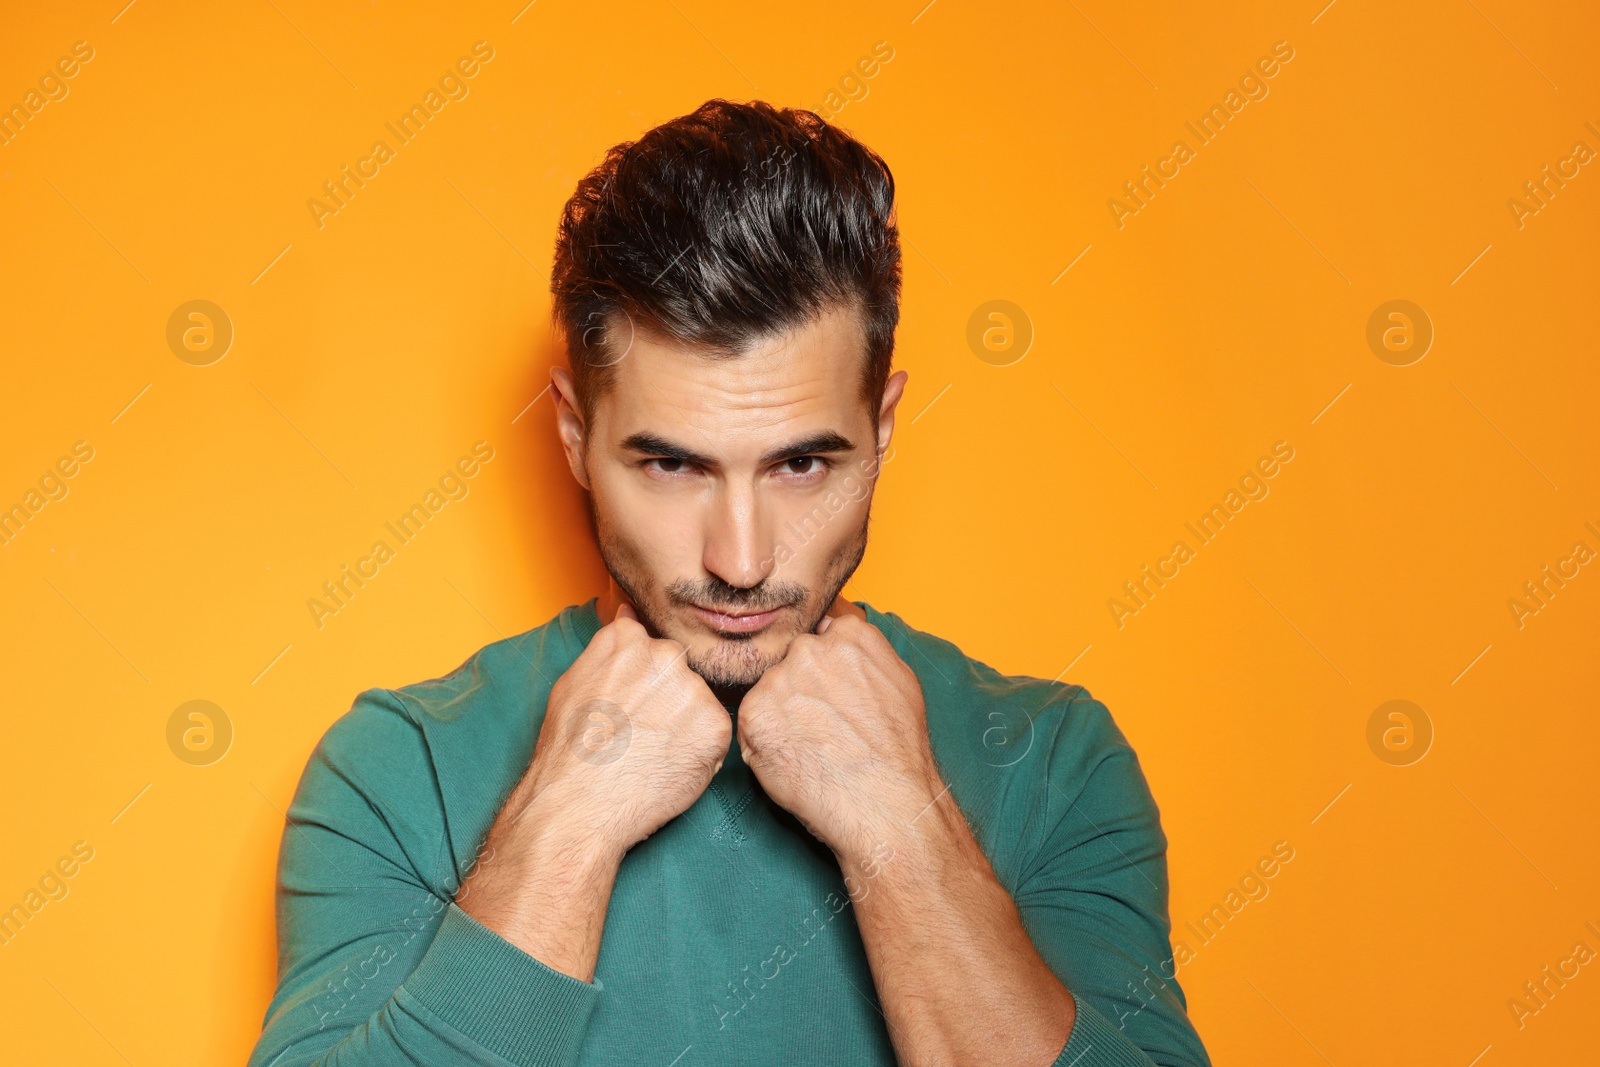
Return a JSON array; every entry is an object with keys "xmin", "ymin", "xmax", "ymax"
[
  {"xmin": 456, "ymin": 601, "xmax": 730, "ymax": 981},
  {"xmin": 523, "ymin": 602, "xmax": 732, "ymax": 855},
  {"xmin": 736, "ymin": 604, "xmax": 943, "ymax": 865}
]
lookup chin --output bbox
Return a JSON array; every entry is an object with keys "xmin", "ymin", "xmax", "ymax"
[
  {"xmin": 687, "ymin": 627, "xmax": 795, "ymax": 689},
  {"xmin": 687, "ymin": 652, "xmax": 770, "ymax": 690}
]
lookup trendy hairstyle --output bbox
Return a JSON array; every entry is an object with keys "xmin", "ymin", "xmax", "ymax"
[{"xmin": 551, "ymin": 99, "xmax": 901, "ymax": 426}]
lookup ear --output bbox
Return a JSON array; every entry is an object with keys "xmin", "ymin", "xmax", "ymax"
[
  {"xmin": 550, "ymin": 365, "xmax": 591, "ymax": 491},
  {"xmin": 875, "ymin": 369, "xmax": 908, "ymax": 461}
]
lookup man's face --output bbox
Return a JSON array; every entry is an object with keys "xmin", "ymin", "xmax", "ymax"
[{"xmin": 554, "ymin": 304, "xmax": 905, "ymax": 690}]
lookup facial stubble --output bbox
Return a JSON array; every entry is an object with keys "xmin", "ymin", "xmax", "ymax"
[{"xmin": 588, "ymin": 492, "xmax": 871, "ymax": 692}]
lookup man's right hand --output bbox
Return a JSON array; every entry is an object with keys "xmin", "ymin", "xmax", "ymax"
[
  {"xmin": 454, "ymin": 601, "xmax": 730, "ymax": 981},
  {"xmin": 521, "ymin": 601, "xmax": 733, "ymax": 855}
]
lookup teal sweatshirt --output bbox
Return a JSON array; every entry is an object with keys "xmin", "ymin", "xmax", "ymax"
[{"xmin": 249, "ymin": 598, "xmax": 1211, "ymax": 1066}]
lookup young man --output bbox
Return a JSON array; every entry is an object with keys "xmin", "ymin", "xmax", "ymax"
[{"xmin": 249, "ymin": 100, "xmax": 1211, "ymax": 1067}]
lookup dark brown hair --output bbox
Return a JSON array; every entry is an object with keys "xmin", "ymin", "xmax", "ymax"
[{"xmin": 551, "ymin": 99, "xmax": 901, "ymax": 425}]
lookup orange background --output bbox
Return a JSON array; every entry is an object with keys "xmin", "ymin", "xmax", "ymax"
[{"xmin": 2, "ymin": 1, "xmax": 1597, "ymax": 1063}]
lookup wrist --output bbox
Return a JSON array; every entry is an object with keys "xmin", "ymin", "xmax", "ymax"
[
  {"xmin": 458, "ymin": 782, "xmax": 622, "ymax": 912},
  {"xmin": 846, "ymin": 764, "xmax": 953, "ymax": 857},
  {"xmin": 510, "ymin": 779, "xmax": 629, "ymax": 874},
  {"xmin": 510, "ymin": 753, "xmax": 634, "ymax": 857},
  {"xmin": 839, "ymin": 779, "xmax": 966, "ymax": 886},
  {"xmin": 456, "ymin": 797, "xmax": 623, "ymax": 982}
]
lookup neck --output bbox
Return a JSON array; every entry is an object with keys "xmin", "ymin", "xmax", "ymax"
[
  {"xmin": 711, "ymin": 682, "xmax": 750, "ymax": 715},
  {"xmin": 595, "ymin": 578, "xmax": 626, "ymax": 626}
]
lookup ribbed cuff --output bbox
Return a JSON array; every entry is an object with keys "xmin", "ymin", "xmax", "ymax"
[
  {"xmin": 1052, "ymin": 993, "xmax": 1155, "ymax": 1067},
  {"xmin": 402, "ymin": 904, "xmax": 602, "ymax": 1067}
]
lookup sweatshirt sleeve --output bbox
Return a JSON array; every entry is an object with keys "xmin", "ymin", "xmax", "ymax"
[
  {"xmin": 246, "ymin": 688, "xmax": 603, "ymax": 1067},
  {"xmin": 1012, "ymin": 689, "xmax": 1212, "ymax": 1067}
]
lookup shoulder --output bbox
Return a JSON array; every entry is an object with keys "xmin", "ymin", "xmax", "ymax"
[
  {"xmin": 289, "ymin": 600, "xmax": 598, "ymax": 885},
  {"xmin": 319, "ymin": 599, "xmax": 595, "ymax": 747},
  {"xmin": 300, "ymin": 600, "xmax": 596, "ymax": 807},
  {"xmin": 862, "ymin": 603, "xmax": 1158, "ymax": 886},
  {"xmin": 859, "ymin": 600, "xmax": 1133, "ymax": 770}
]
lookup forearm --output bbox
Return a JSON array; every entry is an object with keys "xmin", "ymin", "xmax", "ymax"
[
  {"xmin": 456, "ymin": 780, "xmax": 623, "ymax": 983},
  {"xmin": 251, "ymin": 689, "xmax": 624, "ymax": 1067},
  {"xmin": 844, "ymin": 797, "xmax": 1076, "ymax": 1067}
]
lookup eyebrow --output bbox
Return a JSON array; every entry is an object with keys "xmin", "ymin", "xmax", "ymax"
[{"xmin": 620, "ymin": 430, "xmax": 857, "ymax": 468}]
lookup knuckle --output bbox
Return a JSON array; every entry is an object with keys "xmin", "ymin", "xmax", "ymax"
[{"xmin": 616, "ymin": 618, "xmax": 653, "ymax": 646}]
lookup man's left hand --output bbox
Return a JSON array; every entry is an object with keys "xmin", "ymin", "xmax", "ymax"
[{"xmin": 736, "ymin": 598, "xmax": 944, "ymax": 864}]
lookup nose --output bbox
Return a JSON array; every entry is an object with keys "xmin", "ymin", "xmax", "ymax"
[{"xmin": 701, "ymin": 477, "xmax": 776, "ymax": 591}]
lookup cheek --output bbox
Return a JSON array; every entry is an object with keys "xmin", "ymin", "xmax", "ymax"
[
  {"xmin": 592, "ymin": 473, "xmax": 701, "ymax": 573},
  {"xmin": 773, "ymin": 492, "xmax": 866, "ymax": 569}
]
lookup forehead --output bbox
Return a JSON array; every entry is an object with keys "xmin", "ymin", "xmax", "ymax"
[{"xmin": 594, "ymin": 305, "xmax": 869, "ymax": 446}]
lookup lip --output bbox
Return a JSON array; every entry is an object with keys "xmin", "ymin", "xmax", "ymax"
[{"xmin": 691, "ymin": 604, "xmax": 786, "ymax": 633}]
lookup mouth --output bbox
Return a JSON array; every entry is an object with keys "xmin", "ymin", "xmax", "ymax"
[{"xmin": 690, "ymin": 603, "xmax": 787, "ymax": 633}]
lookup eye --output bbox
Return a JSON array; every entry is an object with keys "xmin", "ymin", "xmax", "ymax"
[
  {"xmin": 781, "ymin": 456, "xmax": 830, "ymax": 479},
  {"xmin": 644, "ymin": 457, "xmax": 697, "ymax": 478}
]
